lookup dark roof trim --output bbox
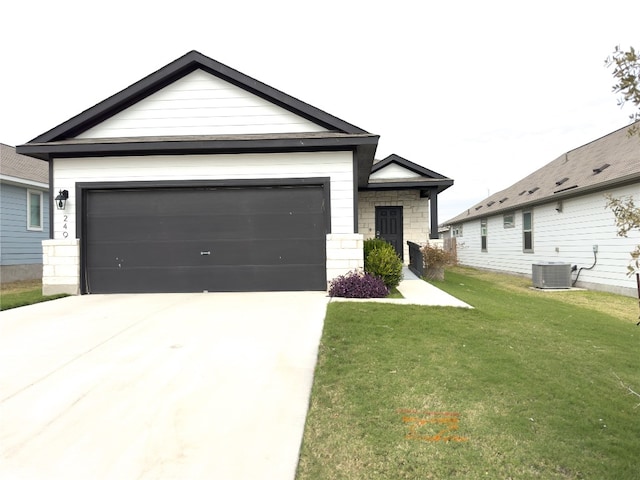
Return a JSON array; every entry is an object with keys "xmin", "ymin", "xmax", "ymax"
[
  {"xmin": 28, "ymin": 50, "xmax": 368, "ymax": 143},
  {"xmin": 371, "ymin": 153, "xmax": 450, "ymax": 179},
  {"xmin": 360, "ymin": 178, "xmax": 454, "ymax": 194},
  {"xmin": 365, "ymin": 153, "xmax": 454, "ymax": 194},
  {"xmin": 18, "ymin": 134, "xmax": 379, "ymax": 161}
]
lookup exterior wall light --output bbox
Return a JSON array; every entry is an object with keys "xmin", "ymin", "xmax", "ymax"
[{"xmin": 55, "ymin": 189, "xmax": 69, "ymax": 210}]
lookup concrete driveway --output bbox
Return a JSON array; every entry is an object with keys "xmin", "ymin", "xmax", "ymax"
[{"xmin": 0, "ymin": 292, "xmax": 329, "ymax": 479}]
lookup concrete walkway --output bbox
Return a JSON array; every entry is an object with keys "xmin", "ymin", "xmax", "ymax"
[{"xmin": 331, "ymin": 267, "xmax": 472, "ymax": 308}]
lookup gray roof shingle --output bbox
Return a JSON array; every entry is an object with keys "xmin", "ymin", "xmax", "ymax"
[
  {"xmin": 445, "ymin": 123, "xmax": 640, "ymax": 224},
  {"xmin": 0, "ymin": 143, "xmax": 48, "ymax": 185}
]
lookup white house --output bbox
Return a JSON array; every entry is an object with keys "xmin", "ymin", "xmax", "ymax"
[
  {"xmin": 17, "ymin": 51, "xmax": 452, "ymax": 295},
  {"xmin": 444, "ymin": 123, "xmax": 640, "ymax": 297}
]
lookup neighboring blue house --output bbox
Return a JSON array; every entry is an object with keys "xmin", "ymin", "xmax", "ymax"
[{"xmin": 0, "ymin": 143, "xmax": 49, "ymax": 283}]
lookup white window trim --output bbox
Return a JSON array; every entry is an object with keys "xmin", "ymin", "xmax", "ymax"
[
  {"xmin": 27, "ymin": 189, "xmax": 44, "ymax": 231},
  {"xmin": 523, "ymin": 210, "xmax": 533, "ymax": 253},
  {"xmin": 480, "ymin": 218, "xmax": 488, "ymax": 252}
]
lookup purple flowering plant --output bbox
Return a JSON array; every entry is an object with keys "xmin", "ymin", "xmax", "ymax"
[{"xmin": 328, "ymin": 270, "xmax": 389, "ymax": 298}]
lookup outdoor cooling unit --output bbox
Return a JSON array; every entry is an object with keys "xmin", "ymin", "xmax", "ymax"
[{"xmin": 532, "ymin": 262, "xmax": 571, "ymax": 289}]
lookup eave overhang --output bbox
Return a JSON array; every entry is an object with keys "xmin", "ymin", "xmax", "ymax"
[
  {"xmin": 17, "ymin": 133, "xmax": 380, "ymax": 188},
  {"xmin": 360, "ymin": 178, "xmax": 454, "ymax": 195},
  {"xmin": 445, "ymin": 171, "xmax": 640, "ymax": 225}
]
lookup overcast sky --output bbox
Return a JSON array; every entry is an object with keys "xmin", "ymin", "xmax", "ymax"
[{"xmin": 2, "ymin": 0, "xmax": 638, "ymax": 222}]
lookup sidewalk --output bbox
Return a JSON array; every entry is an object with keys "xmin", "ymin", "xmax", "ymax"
[{"xmin": 330, "ymin": 267, "xmax": 472, "ymax": 308}]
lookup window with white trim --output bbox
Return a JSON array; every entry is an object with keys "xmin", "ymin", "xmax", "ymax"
[
  {"xmin": 523, "ymin": 210, "xmax": 533, "ymax": 252},
  {"xmin": 503, "ymin": 212, "xmax": 515, "ymax": 228},
  {"xmin": 480, "ymin": 218, "xmax": 487, "ymax": 251},
  {"xmin": 27, "ymin": 190, "xmax": 43, "ymax": 231},
  {"xmin": 452, "ymin": 224, "xmax": 463, "ymax": 237}
]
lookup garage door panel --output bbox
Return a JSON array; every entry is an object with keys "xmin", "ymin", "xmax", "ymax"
[
  {"xmin": 87, "ymin": 238, "xmax": 326, "ymax": 268},
  {"xmin": 85, "ymin": 185, "xmax": 328, "ymax": 293},
  {"xmin": 88, "ymin": 264, "xmax": 327, "ymax": 293},
  {"xmin": 87, "ymin": 212, "xmax": 325, "ymax": 242},
  {"xmin": 87, "ymin": 187, "xmax": 325, "ymax": 216}
]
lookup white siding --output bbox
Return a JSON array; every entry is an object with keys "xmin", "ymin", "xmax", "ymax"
[
  {"xmin": 455, "ymin": 184, "xmax": 640, "ymax": 296},
  {"xmin": 369, "ymin": 164, "xmax": 421, "ymax": 180},
  {"xmin": 52, "ymin": 151, "xmax": 355, "ymax": 239},
  {"xmin": 76, "ymin": 69, "xmax": 328, "ymax": 138}
]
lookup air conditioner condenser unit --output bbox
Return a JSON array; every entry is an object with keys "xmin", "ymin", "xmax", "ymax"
[{"xmin": 532, "ymin": 262, "xmax": 571, "ymax": 289}]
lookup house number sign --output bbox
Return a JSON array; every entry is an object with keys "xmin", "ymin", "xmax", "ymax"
[{"xmin": 62, "ymin": 214, "xmax": 69, "ymax": 238}]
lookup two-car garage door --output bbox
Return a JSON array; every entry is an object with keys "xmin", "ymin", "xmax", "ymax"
[{"xmin": 83, "ymin": 183, "xmax": 328, "ymax": 293}]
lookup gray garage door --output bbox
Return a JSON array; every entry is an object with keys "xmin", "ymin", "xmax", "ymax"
[{"xmin": 84, "ymin": 185, "xmax": 327, "ymax": 293}]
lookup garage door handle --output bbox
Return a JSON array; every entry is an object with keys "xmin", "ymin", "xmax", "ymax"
[{"xmin": 200, "ymin": 251, "xmax": 211, "ymax": 256}]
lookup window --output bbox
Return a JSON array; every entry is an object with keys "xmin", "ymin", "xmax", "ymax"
[
  {"xmin": 452, "ymin": 224, "xmax": 463, "ymax": 237},
  {"xmin": 523, "ymin": 210, "xmax": 533, "ymax": 252},
  {"xmin": 503, "ymin": 212, "xmax": 515, "ymax": 228},
  {"xmin": 480, "ymin": 218, "xmax": 487, "ymax": 251},
  {"xmin": 27, "ymin": 190, "xmax": 43, "ymax": 231}
]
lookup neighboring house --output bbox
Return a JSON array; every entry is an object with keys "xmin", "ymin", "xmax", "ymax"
[
  {"xmin": 16, "ymin": 50, "xmax": 452, "ymax": 295},
  {"xmin": 444, "ymin": 123, "xmax": 640, "ymax": 297},
  {"xmin": 0, "ymin": 143, "xmax": 49, "ymax": 282}
]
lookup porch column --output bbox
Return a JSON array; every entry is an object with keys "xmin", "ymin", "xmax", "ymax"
[{"xmin": 429, "ymin": 188, "xmax": 439, "ymax": 239}]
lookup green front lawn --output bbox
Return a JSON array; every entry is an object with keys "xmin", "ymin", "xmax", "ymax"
[
  {"xmin": 297, "ymin": 267, "xmax": 640, "ymax": 479},
  {"xmin": 0, "ymin": 279, "xmax": 68, "ymax": 311}
]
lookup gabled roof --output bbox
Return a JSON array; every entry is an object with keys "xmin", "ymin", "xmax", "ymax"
[
  {"xmin": 0, "ymin": 143, "xmax": 48, "ymax": 187},
  {"xmin": 445, "ymin": 122, "xmax": 640, "ymax": 224},
  {"xmin": 28, "ymin": 50, "xmax": 368, "ymax": 143},
  {"xmin": 362, "ymin": 153, "xmax": 453, "ymax": 194},
  {"xmin": 16, "ymin": 51, "xmax": 379, "ymax": 187}
]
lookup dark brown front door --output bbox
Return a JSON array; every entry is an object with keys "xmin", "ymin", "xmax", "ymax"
[{"xmin": 375, "ymin": 206, "xmax": 403, "ymax": 260}]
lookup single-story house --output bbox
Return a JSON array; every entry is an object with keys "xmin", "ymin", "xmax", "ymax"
[
  {"xmin": 16, "ymin": 50, "xmax": 452, "ymax": 295},
  {"xmin": 0, "ymin": 143, "xmax": 49, "ymax": 282},
  {"xmin": 444, "ymin": 123, "xmax": 640, "ymax": 297}
]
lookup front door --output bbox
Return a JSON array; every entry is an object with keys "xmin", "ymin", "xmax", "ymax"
[{"xmin": 375, "ymin": 206, "xmax": 403, "ymax": 260}]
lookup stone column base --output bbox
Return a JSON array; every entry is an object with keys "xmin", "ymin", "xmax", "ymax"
[
  {"xmin": 42, "ymin": 239, "xmax": 80, "ymax": 295},
  {"xmin": 326, "ymin": 233, "xmax": 364, "ymax": 286}
]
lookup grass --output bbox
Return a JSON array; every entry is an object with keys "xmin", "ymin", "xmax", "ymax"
[
  {"xmin": 387, "ymin": 286, "xmax": 403, "ymax": 299},
  {"xmin": 296, "ymin": 267, "xmax": 640, "ymax": 479},
  {"xmin": 0, "ymin": 279, "xmax": 68, "ymax": 310}
]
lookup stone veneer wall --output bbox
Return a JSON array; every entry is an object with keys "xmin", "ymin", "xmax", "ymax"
[
  {"xmin": 42, "ymin": 239, "xmax": 80, "ymax": 295},
  {"xmin": 326, "ymin": 233, "xmax": 364, "ymax": 284},
  {"xmin": 358, "ymin": 190, "xmax": 430, "ymax": 261}
]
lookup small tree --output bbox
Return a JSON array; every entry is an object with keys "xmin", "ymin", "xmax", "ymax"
[
  {"xmin": 605, "ymin": 45, "xmax": 640, "ymax": 136},
  {"xmin": 605, "ymin": 194, "xmax": 640, "ymax": 325},
  {"xmin": 605, "ymin": 194, "xmax": 640, "ymax": 276},
  {"xmin": 605, "ymin": 46, "xmax": 640, "ymax": 321}
]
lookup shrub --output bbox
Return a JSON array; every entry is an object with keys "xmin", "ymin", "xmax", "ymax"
[
  {"xmin": 363, "ymin": 237, "xmax": 391, "ymax": 263},
  {"xmin": 420, "ymin": 243, "xmax": 456, "ymax": 281},
  {"xmin": 328, "ymin": 270, "xmax": 389, "ymax": 298},
  {"xmin": 365, "ymin": 247, "xmax": 403, "ymax": 289},
  {"xmin": 421, "ymin": 243, "xmax": 456, "ymax": 269}
]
